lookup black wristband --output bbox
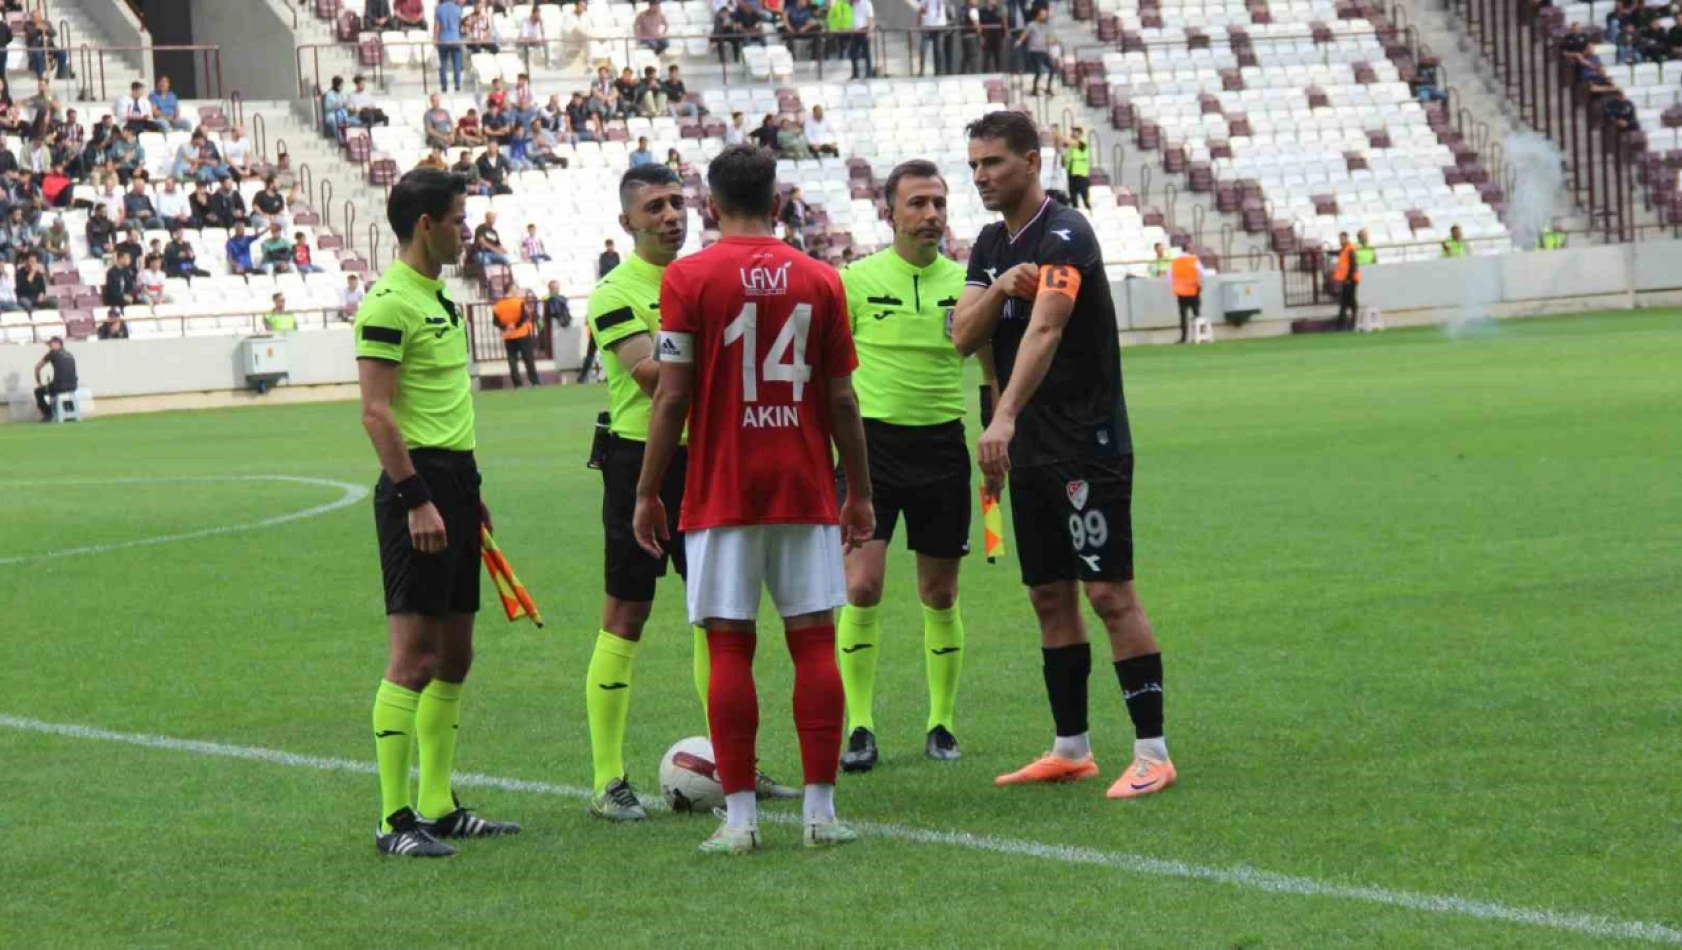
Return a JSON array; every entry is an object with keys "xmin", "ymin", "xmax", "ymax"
[{"xmin": 393, "ymin": 474, "xmax": 432, "ymax": 510}]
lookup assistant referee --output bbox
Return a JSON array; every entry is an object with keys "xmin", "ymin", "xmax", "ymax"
[
  {"xmin": 354, "ymin": 168, "xmax": 519, "ymax": 858},
  {"xmin": 836, "ymin": 160, "xmax": 984, "ymax": 772}
]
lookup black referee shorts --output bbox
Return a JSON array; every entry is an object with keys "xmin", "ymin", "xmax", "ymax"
[
  {"xmin": 602, "ymin": 437, "xmax": 687, "ymax": 602},
  {"xmin": 836, "ymin": 419, "xmax": 972, "ymax": 559},
  {"xmin": 1008, "ymin": 455, "xmax": 1135, "ymax": 588},
  {"xmin": 374, "ymin": 449, "xmax": 482, "ymax": 617}
]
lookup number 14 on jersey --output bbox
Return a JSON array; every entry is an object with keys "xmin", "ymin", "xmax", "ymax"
[{"xmin": 724, "ymin": 302, "xmax": 812, "ymax": 428}]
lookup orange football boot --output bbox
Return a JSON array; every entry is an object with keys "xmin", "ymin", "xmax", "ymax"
[
  {"xmin": 994, "ymin": 753, "xmax": 1101, "ymax": 786},
  {"xmin": 1105, "ymin": 756, "xmax": 1177, "ymax": 799}
]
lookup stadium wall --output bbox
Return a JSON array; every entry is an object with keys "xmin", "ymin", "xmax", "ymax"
[
  {"xmin": 186, "ymin": 0, "xmax": 295, "ymax": 101},
  {"xmin": 80, "ymin": 0, "xmax": 152, "ymax": 85}
]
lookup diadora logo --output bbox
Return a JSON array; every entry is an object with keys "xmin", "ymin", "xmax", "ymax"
[
  {"xmin": 739, "ymin": 261, "xmax": 792, "ymax": 296},
  {"xmin": 1050, "ymin": 228, "xmax": 1072, "ymax": 241}
]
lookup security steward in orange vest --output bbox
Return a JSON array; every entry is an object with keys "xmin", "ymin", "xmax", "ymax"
[
  {"xmin": 1169, "ymin": 251, "xmax": 1206, "ymax": 344},
  {"xmin": 492, "ymin": 289, "xmax": 541, "ymax": 388},
  {"xmin": 1333, "ymin": 231, "xmax": 1360, "ymax": 330}
]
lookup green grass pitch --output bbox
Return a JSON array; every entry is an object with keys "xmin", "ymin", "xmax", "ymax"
[{"xmin": 3, "ymin": 311, "xmax": 1679, "ymax": 949}]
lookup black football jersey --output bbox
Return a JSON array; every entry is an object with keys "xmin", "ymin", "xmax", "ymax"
[{"xmin": 966, "ymin": 198, "xmax": 1132, "ymax": 465}]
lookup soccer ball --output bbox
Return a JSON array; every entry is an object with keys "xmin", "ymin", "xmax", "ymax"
[{"xmin": 659, "ymin": 736, "xmax": 725, "ymax": 814}]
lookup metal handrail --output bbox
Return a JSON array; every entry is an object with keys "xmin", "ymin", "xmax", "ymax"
[{"xmin": 71, "ymin": 44, "xmax": 226, "ymax": 102}]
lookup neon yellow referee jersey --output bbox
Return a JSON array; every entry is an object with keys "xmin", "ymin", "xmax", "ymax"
[{"xmin": 841, "ymin": 248, "xmax": 968, "ymax": 426}]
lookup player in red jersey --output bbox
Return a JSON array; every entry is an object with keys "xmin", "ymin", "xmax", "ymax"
[{"xmin": 633, "ymin": 145, "xmax": 875, "ymax": 855}]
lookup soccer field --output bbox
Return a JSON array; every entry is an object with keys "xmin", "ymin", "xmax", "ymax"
[{"xmin": 4, "ymin": 311, "xmax": 1679, "ymax": 949}]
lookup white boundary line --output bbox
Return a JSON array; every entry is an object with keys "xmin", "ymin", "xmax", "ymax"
[
  {"xmin": 0, "ymin": 475, "xmax": 368, "ymax": 566},
  {"xmin": 3, "ymin": 713, "xmax": 1677, "ymax": 945}
]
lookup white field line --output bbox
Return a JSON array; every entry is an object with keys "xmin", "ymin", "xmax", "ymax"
[
  {"xmin": 0, "ymin": 475, "xmax": 368, "ymax": 566},
  {"xmin": 3, "ymin": 714, "xmax": 1678, "ymax": 945}
]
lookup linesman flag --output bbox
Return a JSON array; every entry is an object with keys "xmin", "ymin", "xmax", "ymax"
[
  {"xmin": 979, "ymin": 487, "xmax": 1007, "ymax": 564},
  {"xmin": 481, "ymin": 525, "xmax": 544, "ymax": 627}
]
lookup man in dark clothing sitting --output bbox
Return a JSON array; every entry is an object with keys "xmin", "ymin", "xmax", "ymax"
[{"xmin": 33, "ymin": 336, "xmax": 77, "ymax": 422}]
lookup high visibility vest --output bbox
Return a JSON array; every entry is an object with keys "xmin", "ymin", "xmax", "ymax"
[
  {"xmin": 265, "ymin": 311, "xmax": 297, "ymax": 332},
  {"xmin": 493, "ymin": 296, "xmax": 531, "ymax": 340},
  {"xmin": 1354, "ymin": 244, "xmax": 1377, "ymax": 265},
  {"xmin": 1333, "ymin": 245, "xmax": 1358, "ymax": 283},
  {"xmin": 1063, "ymin": 143, "xmax": 1089, "ymax": 177},
  {"xmin": 1441, "ymin": 239, "xmax": 1468, "ymax": 258},
  {"xmin": 1538, "ymin": 229, "xmax": 1566, "ymax": 250},
  {"xmin": 1149, "ymin": 254, "xmax": 1171, "ymax": 278},
  {"xmin": 1170, "ymin": 255, "xmax": 1201, "ymax": 297}
]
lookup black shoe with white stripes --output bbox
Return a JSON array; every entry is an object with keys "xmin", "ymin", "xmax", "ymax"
[
  {"xmin": 421, "ymin": 794, "xmax": 522, "ymax": 839},
  {"xmin": 376, "ymin": 807, "xmax": 457, "ymax": 858}
]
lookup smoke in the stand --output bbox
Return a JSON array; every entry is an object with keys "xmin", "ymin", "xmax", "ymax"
[{"xmin": 1502, "ymin": 132, "xmax": 1566, "ymax": 252}]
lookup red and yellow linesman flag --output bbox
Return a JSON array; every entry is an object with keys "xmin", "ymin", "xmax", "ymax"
[
  {"xmin": 481, "ymin": 525, "xmax": 544, "ymax": 627},
  {"xmin": 979, "ymin": 487, "xmax": 1007, "ymax": 564}
]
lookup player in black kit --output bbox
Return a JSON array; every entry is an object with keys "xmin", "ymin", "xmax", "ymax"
[{"xmin": 950, "ymin": 111, "xmax": 1177, "ymax": 800}]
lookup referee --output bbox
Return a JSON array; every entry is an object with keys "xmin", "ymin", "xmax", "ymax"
[
  {"xmin": 836, "ymin": 160, "xmax": 983, "ymax": 772},
  {"xmin": 952, "ymin": 112, "xmax": 1177, "ymax": 800},
  {"xmin": 355, "ymin": 168, "xmax": 520, "ymax": 857}
]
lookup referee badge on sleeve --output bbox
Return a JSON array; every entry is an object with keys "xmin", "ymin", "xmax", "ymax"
[{"xmin": 944, "ymin": 308, "xmax": 955, "ymax": 339}]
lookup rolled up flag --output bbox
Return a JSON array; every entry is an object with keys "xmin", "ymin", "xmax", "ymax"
[
  {"xmin": 481, "ymin": 525, "xmax": 544, "ymax": 627},
  {"xmin": 979, "ymin": 487, "xmax": 1007, "ymax": 564}
]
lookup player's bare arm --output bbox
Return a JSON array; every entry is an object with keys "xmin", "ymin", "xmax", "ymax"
[
  {"xmin": 976, "ymin": 267, "xmax": 1078, "ymax": 483},
  {"xmin": 825, "ymin": 374, "xmax": 875, "ymax": 552},
  {"xmin": 632, "ymin": 359, "xmax": 694, "ymax": 557},
  {"xmin": 358, "ymin": 358, "xmax": 446, "ymax": 554},
  {"xmin": 605, "ymin": 333, "xmax": 659, "ymax": 396},
  {"xmin": 950, "ymin": 263, "xmax": 1039, "ymax": 356}
]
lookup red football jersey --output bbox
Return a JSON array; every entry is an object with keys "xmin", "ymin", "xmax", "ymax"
[{"xmin": 659, "ymin": 236, "xmax": 857, "ymax": 531}]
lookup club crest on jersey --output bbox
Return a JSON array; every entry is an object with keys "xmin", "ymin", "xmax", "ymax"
[
  {"xmin": 1066, "ymin": 480, "xmax": 1090, "ymax": 510},
  {"xmin": 739, "ymin": 261, "xmax": 791, "ymax": 296}
]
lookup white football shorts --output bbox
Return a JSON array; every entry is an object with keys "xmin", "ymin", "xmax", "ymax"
[{"xmin": 684, "ymin": 524, "xmax": 846, "ymax": 625}]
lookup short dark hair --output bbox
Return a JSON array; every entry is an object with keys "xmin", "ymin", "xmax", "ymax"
[
  {"xmin": 386, "ymin": 168, "xmax": 467, "ymax": 243},
  {"xmin": 884, "ymin": 159, "xmax": 945, "ymax": 209},
  {"xmin": 619, "ymin": 163, "xmax": 681, "ymax": 210},
  {"xmin": 965, "ymin": 110, "xmax": 1040, "ymax": 156},
  {"xmin": 707, "ymin": 145, "xmax": 777, "ymax": 218}
]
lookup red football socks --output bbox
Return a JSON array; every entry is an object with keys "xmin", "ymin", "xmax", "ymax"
[
  {"xmin": 706, "ymin": 629, "xmax": 759, "ymax": 796},
  {"xmin": 786, "ymin": 624, "xmax": 844, "ymax": 786}
]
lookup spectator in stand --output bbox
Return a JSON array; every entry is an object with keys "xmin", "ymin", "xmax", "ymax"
[
  {"xmin": 1606, "ymin": 92, "xmax": 1639, "ymax": 131},
  {"xmin": 530, "ymin": 121, "xmax": 565, "ymax": 168},
  {"xmin": 782, "ymin": 0, "xmax": 824, "ymax": 60},
  {"xmin": 435, "ymin": 0, "xmax": 466, "ymax": 92},
  {"xmin": 484, "ymin": 76, "xmax": 510, "ymax": 112},
  {"xmin": 98, "ymin": 307, "xmax": 129, "ymax": 339},
  {"xmin": 123, "ymin": 178, "xmax": 161, "ymax": 231},
  {"xmin": 634, "ymin": 66, "xmax": 663, "ymax": 117},
  {"xmin": 258, "ymin": 223, "xmax": 293, "ymax": 275},
  {"xmin": 456, "ymin": 107, "xmax": 487, "ymax": 146},
  {"xmin": 629, "ymin": 135, "xmax": 656, "ymax": 168},
  {"xmin": 777, "ymin": 114, "xmax": 813, "ymax": 158},
  {"xmin": 1018, "ymin": 6, "xmax": 1052, "ymax": 96},
  {"xmin": 26, "ymin": 77, "xmax": 62, "ymax": 135},
  {"xmin": 139, "ymin": 254, "xmax": 167, "ymax": 305},
  {"xmin": 103, "ymin": 250, "xmax": 139, "ymax": 307},
  {"xmin": 41, "ymin": 215, "xmax": 68, "ymax": 264},
  {"xmin": 395, "ymin": 0, "xmax": 427, "ymax": 28},
  {"xmin": 0, "ymin": 206, "xmax": 31, "ymax": 261},
  {"xmin": 86, "ymin": 203, "xmax": 115, "ymax": 256},
  {"xmin": 566, "ymin": 92, "xmax": 601, "ymax": 143},
  {"xmin": 211, "ymin": 177, "xmax": 247, "ymax": 227},
  {"xmin": 251, "ymin": 177, "xmax": 289, "ymax": 232},
  {"xmin": 613, "ymin": 67, "xmax": 641, "ymax": 119},
  {"xmin": 416, "ymin": 145, "xmax": 449, "ymax": 170},
  {"xmin": 522, "ymin": 223, "xmax": 551, "ymax": 263},
  {"xmin": 154, "ymin": 178, "xmax": 191, "ymax": 230},
  {"xmin": 1559, "ymin": 22, "xmax": 1592, "ymax": 70},
  {"xmin": 850, "ymin": 0, "xmax": 875, "ymax": 79},
  {"xmin": 566, "ymin": 0, "xmax": 596, "ymax": 64},
  {"xmin": 114, "ymin": 227, "xmax": 144, "ymax": 276},
  {"xmin": 464, "ymin": 4, "xmax": 500, "ymax": 53},
  {"xmin": 265, "ymin": 292, "xmax": 298, "ymax": 333},
  {"xmin": 475, "ymin": 210, "xmax": 514, "ymax": 267},
  {"xmin": 342, "ymin": 273, "xmax": 366, "ymax": 320},
  {"xmin": 1615, "ymin": 22, "xmax": 1642, "ymax": 63},
  {"xmin": 16, "ymin": 252, "xmax": 46, "ymax": 310},
  {"xmin": 751, "ymin": 112, "xmax": 781, "ymax": 151},
  {"xmin": 954, "ymin": 0, "xmax": 982, "ymax": 73},
  {"xmin": 518, "ymin": 6, "xmax": 550, "ymax": 66},
  {"xmin": 662, "ymin": 65, "xmax": 698, "ymax": 118},
  {"xmin": 1413, "ymin": 61, "xmax": 1448, "ymax": 103},
  {"xmin": 452, "ymin": 148, "xmax": 486, "ymax": 195},
  {"xmin": 482, "ymin": 101, "xmax": 514, "ymax": 144},
  {"xmin": 32, "ymin": 336, "xmax": 76, "ymax": 421},
  {"xmin": 511, "ymin": 73, "xmax": 539, "ymax": 128},
  {"xmin": 0, "ymin": 261, "xmax": 17, "ymax": 311},
  {"xmin": 322, "ymin": 76, "xmax": 353, "ymax": 138},
  {"xmin": 293, "ymin": 232, "xmax": 323, "ymax": 274},
  {"xmin": 25, "ymin": 14, "xmax": 72, "ymax": 80},
  {"xmin": 1607, "ymin": 0, "xmax": 1636, "ymax": 34},
  {"xmin": 542, "ymin": 279, "xmax": 571, "ymax": 334},
  {"xmin": 585, "ymin": 85, "xmax": 614, "ymax": 127},
  {"xmin": 665, "ymin": 147, "xmax": 689, "ymax": 174},
  {"xmin": 725, "ymin": 110, "xmax": 748, "ymax": 145},
  {"xmin": 918, "ymin": 0, "xmax": 949, "ymax": 75},
  {"xmin": 347, "ymin": 76, "xmax": 390, "ymax": 127},
  {"xmin": 477, "ymin": 140, "xmax": 514, "ymax": 194},
  {"xmin": 713, "ymin": 0, "xmax": 743, "ymax": 65},
  {"xmin": 0, "ymin": 78, "xmax": 25, "ymax": 137},
  {"xmin": 165, "ymin": 227, "xmax": 210, "ymax": 278},
  {"xmin": 116, "ymin": 81, "xmax": 163, "ymax": 134},
  {"xmin": 636, "ymin": 0, "xmax": 671, "ymax": 54},
  {"xmin": 803, "ymin": 104, "xmax": 839, "ymax": 156},
  {"xmin": 780, "ymin": 185, "xmax": 809, "ymax": 248},
  {"xmin": 735, "ymin": 0, "xmax": 769, "ymax": 46},
  {"xmin": 225, "ymin": 222, "xmax": 258, "ymax": 274},
  {"xmin": 108, "ymin": 128, "xmax": 145, "ymax": 183},
  {"xmin": 183, "ymin": 180, "xmax": 213, "ymax": 225},
  {"xmin": 364, "ymin": 0, "xmax": 394, "ymax": 31},
  {"xmin": 598, "ymin": 237, "xmax": 619, "ymax": 277},
  {"xmin": 223, "ymin": 126, "xmax": 255, "ymax": 178},
  {"xmin": 149, "ymin": 76, "xmax": 194, "ymax": 132}
]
